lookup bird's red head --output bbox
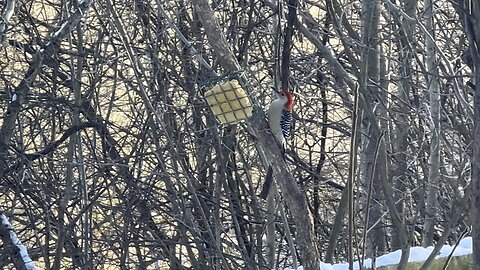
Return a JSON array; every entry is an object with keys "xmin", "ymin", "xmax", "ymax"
[{"xmin": 279, "ymin": 89, "xmax": 294, "ymax": 111}]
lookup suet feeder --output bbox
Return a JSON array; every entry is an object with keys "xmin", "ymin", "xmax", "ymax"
[{"xmin": 203, "ymin": 72, "xmax": 253, "ymax": 125}]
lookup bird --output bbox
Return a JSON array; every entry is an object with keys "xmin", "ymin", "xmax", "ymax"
[{"xmin": 267, "ymin": 88, "xmax": 294, "ymax": 149}]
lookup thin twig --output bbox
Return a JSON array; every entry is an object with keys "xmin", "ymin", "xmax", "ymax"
[{"xmin": 348, "ymin": 83, "xmax": 360, "ymax": 270}]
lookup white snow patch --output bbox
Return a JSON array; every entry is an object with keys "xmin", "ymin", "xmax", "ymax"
[
  {"xmin": 282, "ymin": 237, "xmax": 472, "ymax": 270},
  {"xmin": 0, "ymin": 214, "xmax": 40, "ymax": 270}
]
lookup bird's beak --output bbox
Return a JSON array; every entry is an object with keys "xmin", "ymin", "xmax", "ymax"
[{"xmin": 271, "ymin": 87, "xmax": 280, "ymax": 94}]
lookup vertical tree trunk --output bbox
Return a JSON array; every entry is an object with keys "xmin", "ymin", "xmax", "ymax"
[
  {"xmin": 360, "ymin": 0, "xmax": 386, "ymax": 256},
  {"xmin": 466, "ymin": 0, "xmax": 480, "ymax": 268},
  {"xmin": 390, "ymin": 0, "xmax": 417, "ymax": 250},
  {"xmin": 452, "ymin": 0, "xmax": 480, "ymax": 268},
  {"xmin": 422, "ymin": 0, "xmax": 441, "ymax": 247},
  {"xmin": 472, "ymin": 54, "xmax": 480, "ymax": 270}
]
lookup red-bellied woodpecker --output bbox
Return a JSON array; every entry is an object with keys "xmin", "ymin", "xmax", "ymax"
[{"xmin": 268, "ymin": 89, "xmax": 294, "ymax": 148}]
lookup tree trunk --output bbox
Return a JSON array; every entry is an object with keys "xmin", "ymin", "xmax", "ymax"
[
  {"xmin": 390, "ymin": 0, "xmax": 417, "ymax": 250},
  {"xmin": 469, "ymin": 1, "xmax": 480, "ymax": 267},
  {"xmin": 470, "ymin": 62, "xmax": 480, "ymax": 270},
  {"xmin": 452, "ymin": 0, "xmax": 480, "ymax": 268},
  {"xmin": 422, "ymin": 0, "xmax": 441, "ymax": 247},
  {"xmin": 360, "ymin": 0, "xmax": 386, "ymax": 256}
]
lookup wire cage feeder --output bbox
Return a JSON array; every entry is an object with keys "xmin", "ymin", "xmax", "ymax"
[{"xmin": 203, "ymin": 71, "xmax": 254, "ymax": 125}]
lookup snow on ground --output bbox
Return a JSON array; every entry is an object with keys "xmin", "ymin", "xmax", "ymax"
[{"xmin": 287, "ymin": 237, "xmax": 472, "ymax": 270}]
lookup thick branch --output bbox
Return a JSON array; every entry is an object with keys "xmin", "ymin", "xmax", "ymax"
[
  {"xmin": 0, "ymin": 213, "xmax": 38, "ymax": 270},
  {"xmin": 2, "ymin": 122, "xmax": 98, "ymax": 178},
  {"xmin": 192, "ymin": 0, "xmax": 240, "ymax": 72},
  {"xmin": 0, "ymin": 0, "xmax": 15, "ymax": 38},
  {"xmin": 249, "ymin": 112, "xmax": 321, "ymax": 269},
  {"xmin": 280, "ymin": 0, "xmax": 298, "ymax": 90},
  {"xmin": 25, "ymin": 122, "xmax": 97, "ymax": 161}
]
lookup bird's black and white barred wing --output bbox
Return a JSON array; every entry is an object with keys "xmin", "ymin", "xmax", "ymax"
[{"xmin": 280, "ymin": 109, "xmax": 292, "ymax": 138}]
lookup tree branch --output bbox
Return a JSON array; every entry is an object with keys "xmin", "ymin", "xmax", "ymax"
[
  {"xmin": 281, "ymin": 0, "xmax": 298, "ymax": 90},
  {"xmin": 0, "ymin": 213, "xmax": 39, "ymax": 270},
  {"xmin": 2, "ymin": 122, "xmax": 98, "ymax": 178}
]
